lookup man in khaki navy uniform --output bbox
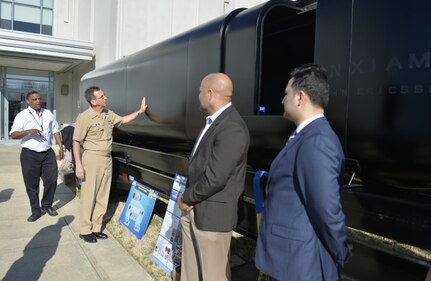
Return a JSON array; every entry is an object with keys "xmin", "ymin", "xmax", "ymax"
[{"xmin": 73, "ymin": 86, "xmax": 148, "ymax": 243}]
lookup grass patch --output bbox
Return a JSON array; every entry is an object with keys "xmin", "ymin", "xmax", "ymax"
[
  {"xmin": 104, "ymin": 191, "xmax": 172, "ymax": 281},
  {"xmin": 63, "ymin": 174, "xmax": 257, "ymax": 281}
]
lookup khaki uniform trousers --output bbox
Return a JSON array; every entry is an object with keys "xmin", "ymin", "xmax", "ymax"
[
  {"xmin": 180, "ymin": 209, "xmax": 232, "ymax": 281},
  {"xmin": 79, "ymin": 151, "xmax": 112, "ymax": 235}
]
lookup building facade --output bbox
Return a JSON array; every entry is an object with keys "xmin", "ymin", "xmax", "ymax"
[{"xmin": 0, "ymin": 0, "xmax": 267, "ymax": 141}]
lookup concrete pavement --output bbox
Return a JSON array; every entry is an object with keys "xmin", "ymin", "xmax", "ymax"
[{"xmin": 0, "ymin": 144, "xmax": 154, "ymax": 281}]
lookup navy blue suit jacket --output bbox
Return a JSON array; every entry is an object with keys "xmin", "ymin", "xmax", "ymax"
[{"xmin": 255, "ymin": 117, "xmax": 348, "ymax": 281}]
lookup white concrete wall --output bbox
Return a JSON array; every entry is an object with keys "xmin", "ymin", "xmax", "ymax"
[
  {"xmin": 54, "ymin": 61, "xmax": 94, "ymax": 125},
  {"xmin": 54, "ymin": 72, "xmax": 73, "ymax": 125},
  {"xmin": 224, "ymin": 0, "xmax": 268, "ymax": 13},
  {"xmin": 92, "ymin": 0, "xmax": 268, "ymax": 68},
  {"xmin": 54, "ymin": 0, "xmax": 268, "ymax": 68},
  {"xmin": 53, "ymin": 0, "xmax": 92, "ymax": 41}
]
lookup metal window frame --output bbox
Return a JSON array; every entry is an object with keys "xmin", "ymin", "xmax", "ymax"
[{"xmin": 0, "ymin": 0, "xmax": 53, "ymax": 35}]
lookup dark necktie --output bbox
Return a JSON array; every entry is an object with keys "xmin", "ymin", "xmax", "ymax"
[
  {"xmin": 191, "ymin": 117, "xmax": 213, "ymax": 156},
  {"xmin": 286, "ymin": 131, "xmax": 298, "ymax": 145}
]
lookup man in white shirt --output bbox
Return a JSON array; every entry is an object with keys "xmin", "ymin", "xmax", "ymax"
[{"xmin": 10, "ymin": 90, "xmax": 63, "ymax": 222}]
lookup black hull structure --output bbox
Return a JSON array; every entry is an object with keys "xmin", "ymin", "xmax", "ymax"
[{"xmin": 81, "ymin": 0, "xmax": 431, "ymax": 268}]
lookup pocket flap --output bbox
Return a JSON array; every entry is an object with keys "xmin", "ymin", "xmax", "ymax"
[{"xmin": 271, "ymin": 224, "xmax": 311, "ymax": 241}]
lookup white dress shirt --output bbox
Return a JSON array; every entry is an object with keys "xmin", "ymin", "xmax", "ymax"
[
  {"xmin": 191, "ymin": 102, "xmax": 232, "ymax": 156},
  {"xmin": 296, "ymin": 113, "xmax": 325, "ymax": 134},
  {"xmin": 10, "ymin": 107, "xmax": 60, "ymax": 152}
]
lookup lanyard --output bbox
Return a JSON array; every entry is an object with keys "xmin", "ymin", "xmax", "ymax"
[{"xmin": 29, "ymin": 110, "xmax": 43, "ymax": 131}]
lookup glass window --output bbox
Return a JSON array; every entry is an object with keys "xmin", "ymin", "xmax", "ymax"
[
  {"xmin": 42, "ymin": 0, "xmax": 52, "ymax": 8},
  {"xmin": 0, "ymin": 0, "xmax": 52, "ymax": 35},
  {"xmin": 1, "ymin": 2, "xmax": 12, "ymax": 19},
  {"xmin": 6, "ymin": 68, "xmax": 50, "ymax": 91},
  {"xmin": 14, "ymin": 5, "xmax": 40, "ymax": 23},
  {"xmin": 41, "ymin": 24, "xmax": 51, "ymax": 35},
  {"xmin": 15, "ymin": 0, "xmax": 40, "ymax": 5},
  {"xmin": 42, "ymin": 8, "xmax": 51, "ymax": 25},
  {"xmin": 7, "ymin": 67, "xmax": 50, "ymax": 78},
  {"xmin": 0, "ymin": 2, "xmax": 12, "ymax": 29}
]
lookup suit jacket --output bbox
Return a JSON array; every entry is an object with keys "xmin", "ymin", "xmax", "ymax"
[
  {"xmin": 181, "ymin": 105, "xmax": 250, "ymax": 232},
  {"xmin": 255, "ymin": 117, "xmax": 348, "ymax": 281}
]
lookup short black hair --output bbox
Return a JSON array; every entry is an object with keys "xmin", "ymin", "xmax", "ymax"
[
  {"xmin": 26, "ymin": 90, "xmax": 40, "ymax": 100},
  {"xmin": 289, "ymin": 63, "xmax": 330, "ymax": 108}
]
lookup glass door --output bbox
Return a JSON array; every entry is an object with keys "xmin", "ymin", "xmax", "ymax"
[
  {"xmin": 5, "ymin": 90, "xmax": 28, "ymax": 137},
  {"xmin": 4, "ymin": 90, "xmax": 49, "ymax": 140},
  {"xmin": 1, "ymin": 67, "xmax": 52, "ymax": 140}
]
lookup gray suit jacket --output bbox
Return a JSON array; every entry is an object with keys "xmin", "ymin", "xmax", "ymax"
[
  {"xmin": 181, "ymin": 105, "xmax": 250, "ymax": 232},
  {"xmin": 255, "ymin": 117, "xmax": 348, "ymax": 280}
]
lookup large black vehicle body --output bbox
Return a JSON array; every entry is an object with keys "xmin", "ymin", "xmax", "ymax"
[{"xmin": 81, "ymin": 0, "xmax": 430, "ymax": 264}]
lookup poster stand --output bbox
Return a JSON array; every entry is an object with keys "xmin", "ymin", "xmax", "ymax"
[
  {"xmin": 151, "ymin": 174, "xmax": 187, "ymax": 277},
  {"xmin": 119, "ymin": 181, "xmax": 158, "ymax": 240}
]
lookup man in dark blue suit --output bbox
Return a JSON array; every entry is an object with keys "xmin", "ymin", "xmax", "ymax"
[{"xmin": 255, "ymin": 64, "xmax": 350, "ymax": 280}]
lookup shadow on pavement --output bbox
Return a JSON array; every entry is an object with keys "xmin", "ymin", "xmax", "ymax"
[
  {"xmin": 54, "ymin": 183, "xmax": 76, "ymax": 211},
  {"xmin": 0, "ymin": 188, "xmax": 14, "ymax": 203},
  {"xmin": 2, "ymin": 215, "xmax": 75, "ymax": 281}
]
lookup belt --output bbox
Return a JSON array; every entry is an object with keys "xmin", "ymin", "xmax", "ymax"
[
  {"xmin": 23, "ymin": 147, "xmax": 51, "ymax": 153},
  {"xmin": 84, "ymin": 150, "xmax": 111, "ymax": 157}
]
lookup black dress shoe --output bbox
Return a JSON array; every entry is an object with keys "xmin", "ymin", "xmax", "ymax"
[
  {"xmin": 27, "ymin": 213, "xmax": 41, "ymax": 222},
  {"xmin": 92, "ymin": 232, "xmax": 108, "ymax": 239},
  {"xmin": 41, "ymin": 206, "xmax": 58, "ymax": 216},
  {"xmin": 79, "ymin": 234, "xmax": 97, "ymax": 243}
]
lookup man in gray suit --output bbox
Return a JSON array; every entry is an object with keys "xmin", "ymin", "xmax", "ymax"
[
  {"xmin": 255, "ymin": 64, "xmax": 350, "ymax": 280},
  {"xmin": 177, "ymin": 73, "xmax": 250, "ymax": 281}
]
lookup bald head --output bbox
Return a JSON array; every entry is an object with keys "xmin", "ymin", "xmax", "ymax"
[
  {"xmin": 202, "ymin": 73, "xmax": 233, "ymax": 98},
  {"xmin": 199, "ymin": 73, "xmax": 234, "ymax": 114}
]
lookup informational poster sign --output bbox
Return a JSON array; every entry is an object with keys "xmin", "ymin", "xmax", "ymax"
[
  {"xmin": 119, "ymin": 181, "xmax": 158, "ymax": 240},
  {"xmin": 152, "ymin": 174, "xmax": 187, "ymax": 276}
]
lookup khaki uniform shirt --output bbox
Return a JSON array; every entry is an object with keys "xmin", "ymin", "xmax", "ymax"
[{"xmin": 73, "ymin": 107, "xmax": 123, "ymax": 153}]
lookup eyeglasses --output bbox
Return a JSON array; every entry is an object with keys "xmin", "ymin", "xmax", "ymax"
[{"xmin": 94, "ymin": 94, "xmax": 106, "ymax": 100}]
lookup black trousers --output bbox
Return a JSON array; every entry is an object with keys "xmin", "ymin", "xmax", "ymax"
[{"xmin": 20, "ymin": 148, "xmax": 58, "ymax": 215}]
